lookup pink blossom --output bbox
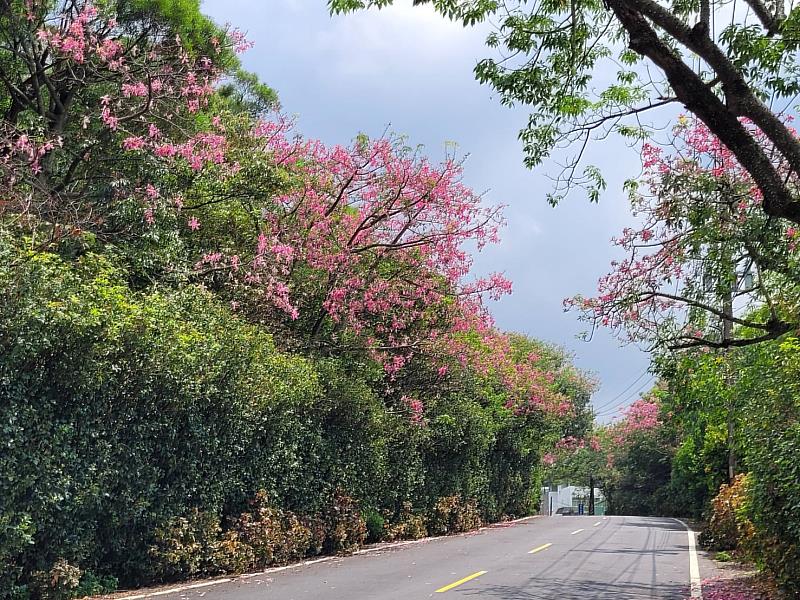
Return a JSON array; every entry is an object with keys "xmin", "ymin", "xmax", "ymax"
[
  {"xmin": 401, "ymin": 395, "xmax": 425, "ymax": 425},
  {"xmin": 122, "ymin": 82, "xmax": 149, "ymax": 97}
]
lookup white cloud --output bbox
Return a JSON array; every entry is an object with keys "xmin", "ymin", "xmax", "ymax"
[{"xmin": 317, "ymin": 2, "xmax": 486, "ymax": 80}]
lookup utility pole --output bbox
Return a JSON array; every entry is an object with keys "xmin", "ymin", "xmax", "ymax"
[
  {"xmin": 588, "ymin": 475, "xmax": 595, "ymax": 516},
  {"xmin": 723, "ymin": 293, "xmax": 740, "ymax": 481},
  {"xmin": 721, "ymin": 262, "xmax": 740, "ymax": 482}
]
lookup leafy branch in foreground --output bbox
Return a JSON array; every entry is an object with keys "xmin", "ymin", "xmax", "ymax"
[{"xmin": 330, "ymin": 0, "xmax": 800, "ymax": 224}]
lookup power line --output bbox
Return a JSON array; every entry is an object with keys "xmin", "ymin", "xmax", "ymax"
[
  {"xmin": 594, "ymin": 377, "xmax": 655, "ymax": 417},
  {"xmin": 592, "ymin": 369, "xmax": 651, "ymax": 412},
  {"xmin": 595, "ymin": 391, "xmax": 650, "ymax": 418}
]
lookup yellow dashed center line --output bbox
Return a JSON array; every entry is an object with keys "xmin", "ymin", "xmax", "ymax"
[
  {"xmin": 571, "ymin": 528, "xmax": 585, "ymax": 535},
  {"xmin": 435, "ymin": 571, "xmax": 488, "ymax": 593},
  {"xmin": 528, "ymin": 543, "xmax": 552, "ymax": 554}
]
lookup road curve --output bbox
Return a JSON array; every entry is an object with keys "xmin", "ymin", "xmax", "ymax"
[{"xmin": 131, "ymin": 516, "xmax": 709, "ymax": 600}]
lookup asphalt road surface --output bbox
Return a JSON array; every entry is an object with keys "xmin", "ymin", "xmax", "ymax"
[{"xmin": 139, "ymin": 516, "xmax": 709, "ymax": 600}]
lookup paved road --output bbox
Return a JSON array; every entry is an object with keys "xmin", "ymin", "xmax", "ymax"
[{"xmin": 147, "ymin": 516, "xmax": 708, "ymax": 600}]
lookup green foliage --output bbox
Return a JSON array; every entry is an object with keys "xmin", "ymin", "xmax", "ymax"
[
  {"xmin": 624, "ymin": 334, "xmax": 800, "ymax": 592},
  {"xmin": 0, "ymin": 237, "xmax": 324, "ymax": 586},
  {"xmin": 715, "ymin": 551, "xmax": 733, "ymax": 562},
  {"xmin": 216, "ymin": 69, "xmax": 281, "ymax": 116},
  {"xmin": 115, "ymin": 0, "xmax": 238, "ymax": 66},
  {"xmin": 736, "ymin": 337, "xmax": 800, "ymax": 593},
  {"xmin": 363, "ymin": 510, "xmax": 385, "ymax": 543},
  {"xmin": 606, "ymin": 427, "xmax": 676, "ymax": 517},
  {"xmin": 0, "ymin": 234, "xmax": 577, "ymax": 588},
  {"xmin": 427, "ymin": 495, "xmax": 482, "ymax": 536},
  {"xmin": 700, "ymin": 474, "xmax": 754, "ymax": 552}
]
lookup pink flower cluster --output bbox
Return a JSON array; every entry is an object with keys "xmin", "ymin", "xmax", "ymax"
[
  {"xmin": 613, "ymin": 397, "xmax": 660, "ymax": 445},
  {"xmin": 542, "ymin": 434, "xmax": 604, "ymax": 468},
  {"xmin": 1, "ymin": 131, "xmax": 63, "ymax": 176},
  {"xmin": 2, "ymin": 1, "xmax": 257, "ymax": 229},
  {"xmin": 689, "ymin": 576, "xmax": 765, "ymax": 600},
  {"xmin": 567, "ymin": 116, "xmax": 800, "ymax": 346},
  {"xmin": 36, "ymin": 4, "xmax": 100, "ymax": 64},
  {"xmin": 441, "ymin": 323, "xmax": 578, "ymax": 417},
  {"xmin": 401, "ymin": 395, "xmax": 425, "ymax": 425}
]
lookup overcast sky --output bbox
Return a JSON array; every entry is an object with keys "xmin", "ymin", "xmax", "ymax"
[{"xmin": 202, "ymin": 0, "xmax": 655, "ymax": 419}]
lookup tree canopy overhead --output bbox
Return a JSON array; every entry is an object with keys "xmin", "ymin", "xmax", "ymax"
[{"xmin": 330, "ymin": 0, "xmax": 800, "ymax": 223}]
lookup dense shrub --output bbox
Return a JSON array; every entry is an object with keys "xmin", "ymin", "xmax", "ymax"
[
  {"xmin": 0, "ymin": 244, "xmax": 322, "ymax": 587},
  {"xmin": 149, "ymin": 510, "xmax": 227, "ymax": 580},
  {"xmin": 738, "ymin": 337, "xmax": 800, "ymax": 593},
  {"xmin": 303, "ymin": 517, "xmax": 327, "ymax": 557},
  {"xmin": 700, "ymin": 474, "xmax": 754, "ymax": 552},
  {"xmin": 27, "ymin": 560, "xmax": 81, "ymax": 600},
  {"xmin": 322, "ymin": 493, "xmax": 367, "ymax": 554},
  {"xmin": 383, "ymin": 503, "xmax": 428, "ymax": 542},
  {"xmin": 626, "ymin": 336, "xmax": 800, "ymax": 594},
  {"xmin": 605, "ymin": 428, "xmax": 675, "ymax": 517},
  {"xmin": 363, "ymin": 510, "xmax": 385, "ymax": 543},
  {"xmin": 230, "ymin": 492, "xmax": 313, "ymax": 567},
  {"xmin": 0, "ymin": 243, "xmax": 320, "ymax": 581},
  {"xmin": 427, "ymin": 496, "xmax": 482, "ymax": 536}
]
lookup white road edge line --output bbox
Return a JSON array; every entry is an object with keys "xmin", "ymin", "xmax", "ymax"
[
  {"xmin": 675, "ymin": 518, "xmax": 703, "ymax": 599},
  {"xmin": 110, "ymin": 515, "xmax": 543, "ymax": 599},
  {"xmin": 113, "ymin": 579, "xmax": 234, "ymax": 600}
]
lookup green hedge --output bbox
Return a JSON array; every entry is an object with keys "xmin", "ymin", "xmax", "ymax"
[
  {"xmin": 0, "ymin": 244, "xmax": 324, "ymax": 589},
  {"xmin": 738, "ymin": 337, "xmax": 800, "ymax": 593},
  {"xmin": 646, "ymin": 336, "xmax": 800, "ymax": 593},
  {"xmin": 0, "ymin": 240, "xmax": 559, "ymax": 597}
]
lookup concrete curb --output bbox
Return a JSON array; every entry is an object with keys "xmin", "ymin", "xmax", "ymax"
[{"xmin": 103, "ymin": 514, "xmax": 541, "ymax": 599}]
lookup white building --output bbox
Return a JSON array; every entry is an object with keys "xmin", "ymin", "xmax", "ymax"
[{"xmin": 541, "ymin": 484, "xmax": 605, "ymax": 516}]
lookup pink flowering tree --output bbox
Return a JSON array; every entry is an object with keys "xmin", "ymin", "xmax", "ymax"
[
  {"xmin": 434, "ymin": 330, "xmax": 597, "ymax": 418},
  {"xmin": 385, "ymin": 329, "xmax": 596, "ymax": 440},
  {"xmin": 612, "ymin": 396, "xmax": 661, "ymax": 446},
  {"xmin": 0, "ymin": 0, "xmax": 251, "ymax": 241},
  {"xmin": 568, "ymin": 118, "xmax": 800, "ymax": 350},
  {"xmin": 542, "ymin": 393, "xmax": 662, "ymax": 514},
  {"xmin": 160, "ymin": 114, "xmax": 513, "ymax": 371}
]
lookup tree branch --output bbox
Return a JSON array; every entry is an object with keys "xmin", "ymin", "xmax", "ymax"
[{"xmin": 605, "ymin": 0, "xmax": 800, "ymax": 224}]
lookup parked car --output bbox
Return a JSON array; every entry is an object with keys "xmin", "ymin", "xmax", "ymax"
[{"xmin": 555, "ymin": 507, "xmax": 576, "ymax": 516}]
